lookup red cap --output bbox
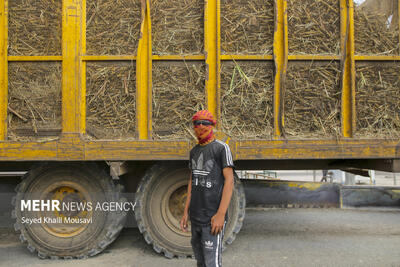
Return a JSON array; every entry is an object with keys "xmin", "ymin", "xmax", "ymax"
[{"xmin": 192, "ymin": 110, "xmax": 216, "ymax": 125}]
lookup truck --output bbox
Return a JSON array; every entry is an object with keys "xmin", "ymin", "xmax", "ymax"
[{"xmin": 0, "ymin": 0, "xmax": 399, "ymax": 259}]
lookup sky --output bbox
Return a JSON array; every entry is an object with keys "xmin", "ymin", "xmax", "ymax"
[{"xmin": 353, "ymin": 0, "xmax": 365, "ymax": 5}]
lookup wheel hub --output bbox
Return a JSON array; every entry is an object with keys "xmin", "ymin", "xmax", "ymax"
[
  {"xmin": 168, "ymin": 185, "xmax": 187, "ymax": 221},
  {"xmin": 40, "ymin": 184, "xmax": 92, "ymax": 237},
  {"xmin": 161, "ymin": 180, "xmax": 191, "ymax": 237}
]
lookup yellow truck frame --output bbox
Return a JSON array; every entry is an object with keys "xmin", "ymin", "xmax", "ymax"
[
  {"xmin": 2, "ymin": 0, "xmax": 400, "ymax": 260},
  {"xmin": 0, "ymin": 0, "xmax": 399, "ymax": 166}
]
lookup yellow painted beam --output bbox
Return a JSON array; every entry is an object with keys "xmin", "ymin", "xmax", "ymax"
[
  {"xmin": 85, "ymin": 140, "xmax": 190, "ymax": 160},
  {"xmin": 57, "ymin": 133, "xmax": 84, "ymax": 160},
  {"xmin": 288, "ymin": 55, "xmax": 340, "ymax": 60},
  {"xmin": 62, "ymin": 0, "xmax": 84, "ymax": 135},
  {"xmin": 204, "ymin": 0, "xmax": 219, "ymax": 122},
  {"xmin": 234, "ymin": 139, "xmax": 400, "ymax": 160},
  {"xmin": 340, "ymin": 0, "xmax": 356, "ymax": 138},
  {"xmin": 273, "ymin": 0, "xmax": 288, "ymax": 138},
  {"xmin": 0, "ymin": 0, "xmax": 7, "ymax": 140},
  {"xmin": 220, "ymin": 54, "xmax": 273, "ymax": 60},
  {"xmin": 83, "ymin": 55, "xmax": 206, "ymax": 61},
  {"xmin": 354, "ymin": 55, "xmax": 400, "ymax": 61},
  {"xmin": 82, "ymin": 55, "xmax": 137, "ymax": 61},
  {"xmin": 0, "ymin": 139, "xmax": 398, "ymax": 161},
  {"xmin": 153, "ymin": 55, "xmax": 204, "ymax": 60},
  {"xmin": 0, "ymin": 141, "xmax": 58, "ymax": 160},
  {"xmin": 136, "ymin": 0, "xmax": 152, "ymax": 139},
  {"xmin": 81, "ymin": 54, "xmax": 400, "ymax": 62},
  {"xmin": 8, "ymin": 56, "xmax": 62, "ymax": 61}
]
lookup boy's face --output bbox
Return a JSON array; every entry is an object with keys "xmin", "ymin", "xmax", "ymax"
[
  {"xmin": 192, "ymin": 110, "xmax": 216, "ymax": 143},
  {"xmin": 193, "ymin": 120, "xmax": 214, "ymax": 142}
]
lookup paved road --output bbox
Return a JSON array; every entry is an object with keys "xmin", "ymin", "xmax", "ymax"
[{"xmin": 1, "ymin": 208, "xmax": 400, "ymax": 267}]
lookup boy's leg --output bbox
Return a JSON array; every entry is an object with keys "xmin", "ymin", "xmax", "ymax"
[
  {"xmin": 191, "ymin": 223, "xmax": 206, "ymax": 267},
  {"xmin": 201, "ymin": 223, "xmax": 225, "ymax": 267}
]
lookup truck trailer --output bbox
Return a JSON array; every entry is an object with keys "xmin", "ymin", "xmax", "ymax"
[{"xmin": 0, "ymin": 0, "xmax": 399, "ymax": 259}]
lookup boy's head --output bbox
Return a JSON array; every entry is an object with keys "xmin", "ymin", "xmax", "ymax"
[{"xmin": 192, "ymin": 110, "xmax": 216, "ymax": 145}]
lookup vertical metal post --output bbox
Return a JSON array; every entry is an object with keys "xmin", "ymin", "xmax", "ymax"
[
  {"xmin": 204, "ymin": 0, "xmax": 220, "ymax": 124},
  {"xmin": 0, "ymin": 1, "xmax": 8, "ymax": 140},
  {"xmin": 340, "ymin": 0, "xmax": 356, "ymax": 138},
  {"xmin": 216, "ymin": 0, "xmax": 221, "ymax": 124},
  {"xmin": 62, "ymin": 0, "xmax": 84, "ymax": 135},
  {"xmin": 80, "ymin": 0, "xmax": 86, "ymax": 134},
  {"xmin": 393, "ymin": 172, "xmax": 397, "ymax": 186},
  {"xmin": 398, "ymin": 0, "xmax": 400, "ymax": 54},
  {"xmin": 273, "ymin": 0, "xmax": 288, "ymax": 138},
  {"xmin": 369, "ymin": 170, "xmax": 375, "ymax": 185},
  {"xmin": 136, "ymin": 0, "xmax": 152, "ymax": 140},
  {"xmin": 313, "ymin": 170, "xmax": 316, "ymax": 182}
]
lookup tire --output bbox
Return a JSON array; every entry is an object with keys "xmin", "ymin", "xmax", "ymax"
[
  {"xmin": 12, "ymin": 163, "xmax": 127, "ymax": 259},
  {"xmin": 135, "ymin": 163, "xmax": 245, "ymax": 258}
]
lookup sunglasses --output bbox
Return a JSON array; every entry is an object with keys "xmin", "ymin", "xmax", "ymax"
[{"xmin": 193, "ymin": 120, "xmax": 214, "ymax": 126}]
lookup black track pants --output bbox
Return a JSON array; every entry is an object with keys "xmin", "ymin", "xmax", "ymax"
[{"xmin": 191, "ymin": 222, "xmax": 225, "ymax": 267}]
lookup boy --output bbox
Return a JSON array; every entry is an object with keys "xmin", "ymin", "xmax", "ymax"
[{"xmin": 180, "ymin": 110, "xmax": 234, "ymax": 267}]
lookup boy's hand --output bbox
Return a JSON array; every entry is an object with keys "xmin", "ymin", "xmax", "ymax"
[
  {"xmin": 211, "ymin": 212, "xmax": 225, "ymax": 235},
  {"xmin": 180, "ymin": 213, "xmax": 189, "ymax": 232}
]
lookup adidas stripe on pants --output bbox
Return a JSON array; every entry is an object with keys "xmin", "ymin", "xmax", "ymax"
[{"xmin": 191, "ymin": 222, "xmax": 226, "ymax": 267}]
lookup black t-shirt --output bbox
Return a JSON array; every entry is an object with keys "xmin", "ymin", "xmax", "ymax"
[{"xmin": 188, "ymin": 139, "xmax": 235, "ymax": 225}]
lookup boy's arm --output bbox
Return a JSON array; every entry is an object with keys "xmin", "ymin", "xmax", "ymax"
[
  {"xmin": 180, "ymin": 173, "xmax": 192, "ymax": 232},
  {"xmin": 211, "ymin": 167, "xmax": 234, "ymax": 235}
]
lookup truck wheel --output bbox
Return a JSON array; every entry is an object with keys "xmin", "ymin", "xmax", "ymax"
[
  {"xmin": 135, "ymin": 163, "xmax": 245, "ymax": 258},
  {"xmin": 12, "ymin": 163, "xmax": 127, "ymax": 259}
]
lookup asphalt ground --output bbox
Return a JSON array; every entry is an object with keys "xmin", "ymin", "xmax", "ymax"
[{"xmin": 1, "ymin": 208, "xmax": 400, "ymax": 267}]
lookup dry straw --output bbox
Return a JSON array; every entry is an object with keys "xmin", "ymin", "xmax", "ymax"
[
  {"xmin": 86, "ymin": 63, "xmax": 136, "ymax": 139},
  {"xmin": 151, "ymin": 0, "xmax": 204, "ymax": 55},
  {"xmin": 8, "ymin": 62, "xmax": 62, "ymax": 141},
  {"xmin": 8, "ymin": 0, "xmax": 62, "ymax": 56},
  {"xmin": 354, "ymin": 4, "xmax": 399, "ymax": 55},
  {"xmin": 86, "ymin": 0, "xmax": 141, "ymax": 55},
  {"xmin": 288, "ymin": 0, "xmax": 340, "ymax": 55},
  {"xmin": 221, "ymin": 61, "xmax": 274, "ymax": 139},
  {"xmin": 356, "ymin": 63, "xmax": 400, "ymax": 138},
  {"xmin": 7, "ymin": 0, "xmax": 400, "ymax": 142},
  {"xmin": 221, "ymin": 0, "xmax": 274, "ymax": 54},
  {"xmin": 152, "ymin": 62, "xmax": 205, "ymax": 140},
  {"xmin": 285, "ymin": 62, "xmax": 341, "ymax": 139}
]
